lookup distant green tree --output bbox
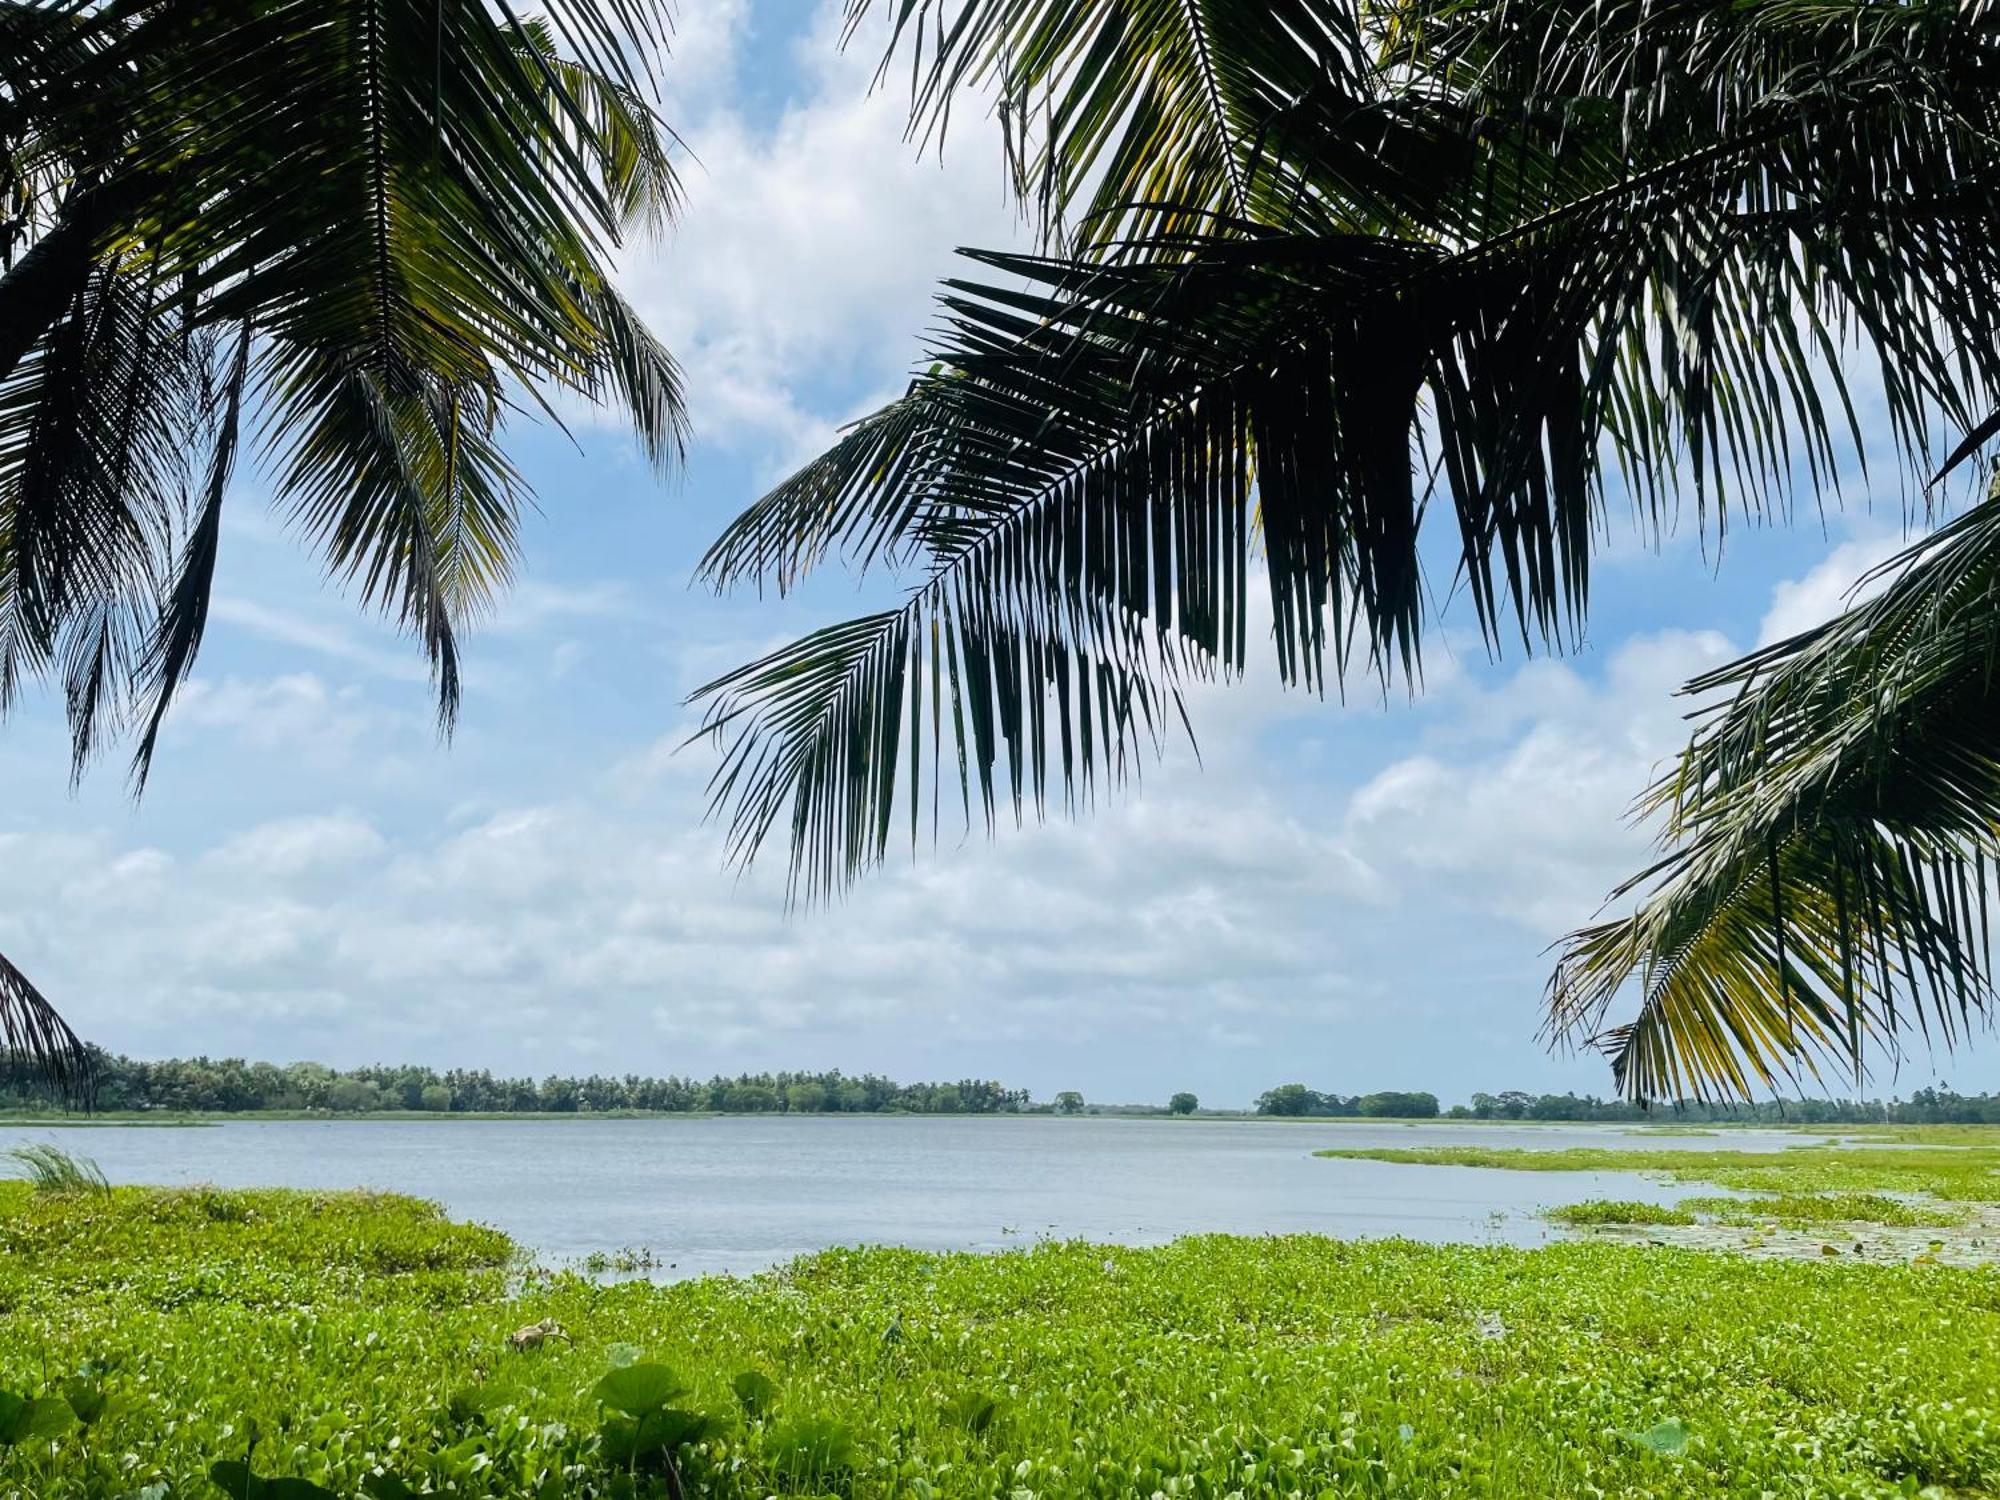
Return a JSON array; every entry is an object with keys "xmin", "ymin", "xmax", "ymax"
[
  {"xmin": 1255, "ymin": 1084, "xmax": 1316, "ymax": 1118},
  {"xmin": 325, "ymin": 1077, "xmax": 379, "ymax": 1113},
  {"xmin": 724, "ymin": 1082, "xmax": 779, "ymax": 1113},
  {"xmin": 1054, "ymin": 1091, "xmax": 1086, "ymax": 1116},
  {"xmin": 540, "ymin": 1077, "xmax": 580, "ymax": 1114},
  {"xmin": 1358, "ymin": 1091, "xmax": 1439, "ymax": 1119},
  {"xmin": 785, "ymin": 1082, "xmax": 826, "ymax": 1113},
  {"xmin": 1168, "ymin": 1092, "xmax": 1198, "ymax": 1116},
  {"xmin": 419, "ymin": 1084, "xmax": 453, "ymax": 1113}
]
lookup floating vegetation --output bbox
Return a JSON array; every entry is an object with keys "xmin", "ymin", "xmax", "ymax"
[
  {"xmin": 1683, "ymin": 1193, "xmax": 1965, "ymax": 1229},
  {"xmin": 6, "ymin": 1174, "xmax": 2000, "ymax": 1495},
  {"xmin": 1545, "ymin": 1199, "xmax": 1696, "ymax": 1227},
  {"xmin": 1316, "ymin": 1126, "xmax": 2000, "ymax": 1204},
  {"xmin": 1326, "ymin": 1126, "xmax": 2000, "ymax": 1263}
]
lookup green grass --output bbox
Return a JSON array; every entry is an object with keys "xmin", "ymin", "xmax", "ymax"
[
  {"xmin": 7, "ymin": 1185, "xmax": 2000, "ymax": 1496},
  {"xmin": 4, "ymin": 1144, "xmax": 110, "ymax": 1195}
]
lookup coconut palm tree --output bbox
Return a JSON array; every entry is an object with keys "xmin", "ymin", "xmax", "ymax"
[
  {"xmin": 0, "ymin": 0, "xmax": 685, "ymax": 1092},
  {"xmin": 691, "ymin": 0, "xmax": 2000, "ymax": 1097}
]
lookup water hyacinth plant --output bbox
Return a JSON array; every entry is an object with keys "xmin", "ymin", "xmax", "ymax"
[{"xmin": 5, "ymin": 1166, "xmax": 2000, "ymax": 1496}]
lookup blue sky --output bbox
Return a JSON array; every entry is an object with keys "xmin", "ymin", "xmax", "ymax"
[{"xmin": 4, "ymin": 0, "xmax": 1996, "ymax": 1108}]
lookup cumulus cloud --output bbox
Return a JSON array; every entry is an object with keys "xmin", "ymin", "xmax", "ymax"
[
  {"xmin": 4, "ymin": 736, "xmax": 1383, "ymax": 1076},
  {"xmin": 1756, "ymin": 532, "xmax": 1909, "ymax": 646},
  {"xmin": 1346, "ymin": 630, "xmax": 1735, "ymax": 934},
  {"xmin": 621, "ymin": 0, "xmax": 1027, "ymax": 459},
  {"xmin": 12, "ymin": 532, "xmax": 1999, "ymax": 1098}
]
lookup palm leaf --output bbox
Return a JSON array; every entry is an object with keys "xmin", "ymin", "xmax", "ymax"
[
  {"xmin": 0, "ymin": 0, "xmax": 686, "ymax": 1085},
  {"xmin": 1550, "ymin": 494, "xmax": 2000, "ymax": 1099},
  {"xmin": 0, "ymin": 950, "xmax": 91, "ymax": 1102}
]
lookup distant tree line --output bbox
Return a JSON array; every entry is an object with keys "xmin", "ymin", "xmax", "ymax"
[
  {"xmin": 1445, "ymin": 1088, "xmax": 2000, "ymax": 1125},
  {"xmin": 0, "ymin": 1050, "xmax": 1031, "ymax": 1116},
  {"xmin": 1256, "ymin": 1083, "xmax": 2000, "ymax": 1124}
]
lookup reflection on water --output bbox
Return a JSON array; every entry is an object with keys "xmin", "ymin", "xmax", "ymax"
[{"xmin": 0, "ymin": 1115, "xmax": 1816, "ymax": 1278}]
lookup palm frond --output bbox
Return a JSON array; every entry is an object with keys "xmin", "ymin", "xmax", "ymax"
[
  {"xmin": 132, "ymin": 317, "xmax": 250, "ymax": 787},
  {"xmin": 0, "ymin": 949, "xmax": 92, "ymax": 1104},
  {"xmin": 0, "ymin": 0, "xmax": 689, "ymax": 751},
  {"xmin": 0, "ymin": 0, "xmax": 688, "ymax": 1092},
  {"xmin": 696, "ymin": 81, "xmax": 2000, "ymax": 893},
  {"xmin": 0, "ymin": 254, "xmax": 197, "ymax": 767},
  {"xmin": 844, "ymin": 0, "xmax": 1400, "ymax": 249},
  {"xmin": 1550, "ymin": 495, "xmax": 2000, "ymax": 1099}
]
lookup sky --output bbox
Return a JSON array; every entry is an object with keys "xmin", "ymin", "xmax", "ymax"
[{"xmin": 4, "ymin": 0, "xmax": 1996, "ymax": 1109}]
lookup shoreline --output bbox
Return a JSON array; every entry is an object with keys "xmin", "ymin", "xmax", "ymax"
[{"xmin": 0, "ymin": 1108, "xmax": 1796, "ymax": 1128}]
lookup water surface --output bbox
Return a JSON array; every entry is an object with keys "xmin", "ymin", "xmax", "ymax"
[{"xmin": 0, "ymin": 1115, "xmax": 1807, "ymax": 1277}]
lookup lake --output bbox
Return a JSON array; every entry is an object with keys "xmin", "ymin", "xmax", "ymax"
[{"xmin": 0, "ymin": 1115, "xmax": 1806, "ymax": 1277}]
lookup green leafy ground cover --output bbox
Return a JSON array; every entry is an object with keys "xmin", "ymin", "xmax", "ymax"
[
  {"xmin": 6, "ymin": 1181, "xmax": 2000, "ymax": 1497},
  {"xmin": 1319, "ymin": 1126, "xmax": 2000, "ymax": 1246}
]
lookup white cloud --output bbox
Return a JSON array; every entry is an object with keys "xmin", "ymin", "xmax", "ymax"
[
  {"xmin": 169, "ymin": 673, "xmax": 391, "ymax": 768},
  {"xmin": 208, "ymin": 815, "xmax": 386, "ymax": 878},
  {"xmin": 210, "ymin": 598, "xmax": 429, "ymax": 683},
  {"xmin": 1346, "ymin": 629, "xmax": 1735, "ymax": 934},
  {"xmin": 0, "ymin": 546, "xmax": 1871, "ymax": 1094},
  {"xmin": 1757, "ymin": 532, "xmax": 1909, "ymax": 645},
  {"xmin": 620, "ymin": 0, "xmax": 1026, "ymax": 459}
]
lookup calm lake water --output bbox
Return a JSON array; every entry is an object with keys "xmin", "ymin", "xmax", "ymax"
[{"xmin": 0, "ymin": 1116, "xmax": 1811, "ymax": 1278}]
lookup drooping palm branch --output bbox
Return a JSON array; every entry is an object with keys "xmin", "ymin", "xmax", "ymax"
[
  {"xmin": 694, "ymin": 0, "xmax": 2000, "ymax": 956},
  {"xmin": 1549, "ymin": 496, "xmax": 2000, "ymax": 1100},
  {"xmin": 0, "ymin": 0, "xmax": 687, "ymax": 1091}
]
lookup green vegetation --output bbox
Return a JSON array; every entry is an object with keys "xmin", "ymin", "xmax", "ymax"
[
  {"xmin": 1549, "ymin": 1195, "xmax": 1962, "ymax": 1232},
  {"xmin": 4, "ymin": 1144, "xmax": 109, "ymax": 1196},
  {"xmin": 1256, "ymin": 1085, "xmax": 1440, "ymax": 1118},
  {"xmin": 10, "ymin": 1181, "xmax": 2000, "ymax": 1498},
  {"xmin": 1315, "ymin": 1131, "xmax": 2000, "ymax": 1207},
  {"xmin": 20, "ymin": 1053, "xmax": 2000, "ymax": 1126},
  {"xmin": 1318, "ymin": 1129, "xmax": 2000, "ymax": 1242},
  {"xmin": 1545, "ymin": 1200, "xmax": 1696, "ymax": 1228},
  {"xmin": 0, "ymin": 1054, "xmax": 1029, "ymax": 1116},
  {"xmin": 1680, "ymin": 1195, "xmax": 1964, "ymax": 1230}
]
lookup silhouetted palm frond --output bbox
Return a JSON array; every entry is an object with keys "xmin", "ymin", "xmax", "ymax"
[
  {"xmin": 1551, "ymin": 496, "xmax": 2000, "ymax": 1099},
  {"xmin": 698, "ymin": 0, "xmax": 2000, "ymax": 928},
  {"xmin": 0, "ymin": 0, "xmax": 687, "ymax": 1090},
  {"xmin": 0, "ymin": 951, "xmax": 91, "ymax": 1101}
]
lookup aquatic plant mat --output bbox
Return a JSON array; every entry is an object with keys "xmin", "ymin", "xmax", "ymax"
[
  {"xmin": 6, "ymin": 1173, "xmax": 2000, "ymax": 1497},
  {"xmin": 1319, "ymin": 1124, "xmax": 2000, "ymax": 1266}
]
